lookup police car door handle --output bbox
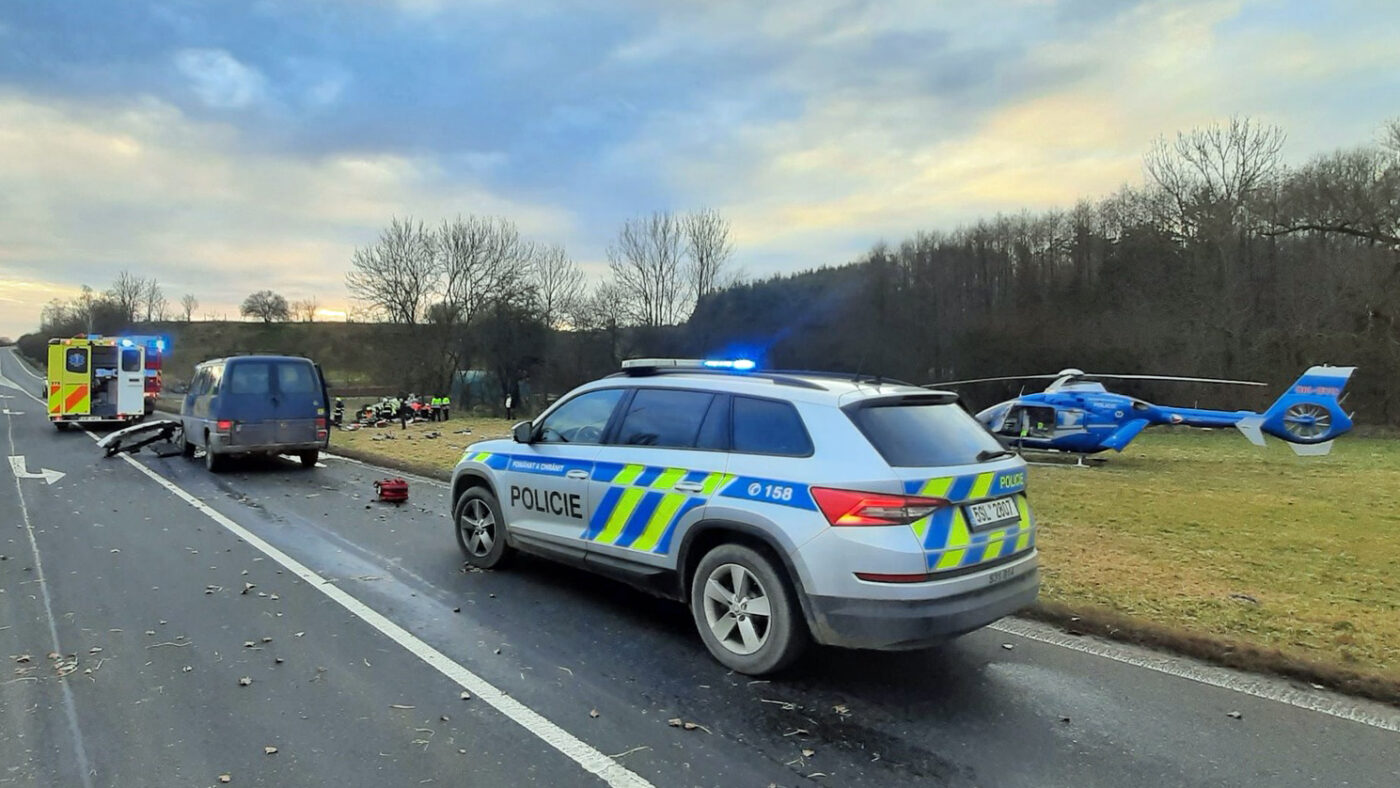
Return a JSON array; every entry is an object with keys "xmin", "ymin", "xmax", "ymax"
[
  {"xmin": 674, "ymin": 481, "xmax": 704, "ymax": 493},
  {"xmin": 566, "ymin": 470, "xmax": 590, "ymax": 480}
]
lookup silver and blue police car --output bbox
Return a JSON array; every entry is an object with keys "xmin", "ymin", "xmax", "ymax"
[{"xmin": 450, "ymin": 359, "xmax": 1039, "ymax": 674}]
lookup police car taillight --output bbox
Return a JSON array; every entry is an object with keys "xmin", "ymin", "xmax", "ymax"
[{"xmin": 811, "ymin": 487, "xmax": 948, "ymax": 526}]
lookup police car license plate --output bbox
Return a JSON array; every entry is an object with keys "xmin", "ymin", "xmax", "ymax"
[{"xmin": 966, "ymin": 497, "xmax": 1018, "ymax": 529}]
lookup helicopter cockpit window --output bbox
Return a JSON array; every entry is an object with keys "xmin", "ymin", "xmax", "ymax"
[{"xmin": 995, "ymin": 405, "xmax": 1057, "ymax": 438}]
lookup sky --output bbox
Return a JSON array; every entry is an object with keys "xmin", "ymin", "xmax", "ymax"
[{"xmin": 1, "ymin": 0, "xmax": 1398, "ymax": 339}]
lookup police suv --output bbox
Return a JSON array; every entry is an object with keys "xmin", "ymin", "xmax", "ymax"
[{"xmin": 450, "ymin": 359, "xmax": 1039, "ymax": 674}]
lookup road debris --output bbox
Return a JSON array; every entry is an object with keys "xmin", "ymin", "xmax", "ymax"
[
  {"xmin": 241, "ymin": 582, "xmax": 255, "ymax": 595},
  {"xmin": 1002, "ymin": 643, "xmax": 1015, "ymax": 650},
  {"xmin": 238, "ymin": 676, "xmax": 252, "ymax": 687},
  {"xmin": 218, "ymin": 775, "xmax": 231, "ymax": 784},
  {"xmin": 589, "ymin": 709, "xmax": 600, "ymax": 718},
  {"xmin": 608, "ymin": 745, "xmax": 651, "ymax": 759},
  {"xmin": 1227, "ymin": 711, "xmax": 1243, "ymax": 720},
  {"xmin": 390, "ymin": 704, "xmax": 416, "ymax": 710},
  {"xmin": 460, "ymin": 691, "xmax": 471, "ymax": 700},
  {"xmin": 264, "ymin": 746, "xmax": 278, "ymax": 755}
]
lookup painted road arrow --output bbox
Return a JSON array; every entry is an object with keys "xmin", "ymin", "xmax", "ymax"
[{"xmin": 8, "ymin": 455, "xmax": 65, "ymax": 485}]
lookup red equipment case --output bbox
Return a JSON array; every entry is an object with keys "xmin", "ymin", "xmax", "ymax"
[{"xmin": 374, "ymin": 478, "xmax": 409, "ymax": 503}]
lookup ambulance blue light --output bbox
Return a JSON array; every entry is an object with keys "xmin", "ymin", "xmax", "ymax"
[
  {"xmin": 155, "ymin": 339, "xmax": 166, "ymax": 351},
  {"xmin": 120, "ymin": 338, "xmax": 134, "ymax": 348}
]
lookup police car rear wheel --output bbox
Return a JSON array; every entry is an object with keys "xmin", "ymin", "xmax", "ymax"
[
  {"xmin": 691, "ymin": 545, "xmax": 807, "ymax": 675},
  {"xmin": 455, "ymin": 487, "xmax": 511, "ymax": 568},
  {"xmin": 204, "ymin": 445, "xmax": 224, "ymax": 473}
]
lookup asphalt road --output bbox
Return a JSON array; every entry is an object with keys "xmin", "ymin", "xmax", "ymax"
[{"xmin": 2, "ymin": 346, "xmax": 1397, "ymax": 787}]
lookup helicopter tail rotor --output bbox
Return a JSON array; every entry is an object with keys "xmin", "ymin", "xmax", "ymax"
[{"xmin": 1248, "ymin": 366, "xmax": 1357, "ymax": 455}]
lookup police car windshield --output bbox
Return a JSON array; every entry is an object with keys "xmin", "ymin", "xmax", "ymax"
[{"xmin": 849, "ymin": 402, "xmax": 1005, "ymax": 467}]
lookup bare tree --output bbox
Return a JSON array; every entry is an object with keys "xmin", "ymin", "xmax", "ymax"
[
  {"xmin": 346, "ymin": 217, "xmax": 439, "ymax": 325},
  {"xmin": 141, "ymin": 279, "xmax": 167, "ymax": 322},
  {"xmin": 291, "ymin": 297, "xmax": 320, "ymax": 322},
  {"xmin": 1268, "ymin": 145, "xmax": 1400, "ymax": 248},
  {"xmin": 683, "ymin": 208, "xmax": 736, "ymax": 303},
  {"xmin": 107, "ymin": 270, "xmax": 146, "ymax": 324},
  {"xmin": 1145, "ymin": 116, "xmax": 1285, "ymax": 236},
  {"xmin": 436, "ymin": 215, "xmax": 532, "ymax": 329},
  {"xmin": 607, "ymin": 211, "xmax": 690, "ymax": 327},
  {"xmin": 241, "ymin": 290, "xmax": 290, "ymax": 323},
  {"xmin": 530, "ymin": 243, "xmax": 585, "ymax": 329},
  {"xmin": 180, "ymin": 294, "xmax": 199, "ymax": 321}
]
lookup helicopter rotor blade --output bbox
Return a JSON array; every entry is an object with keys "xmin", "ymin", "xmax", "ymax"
[
  {"xmin": 1080, "ymin": 374, "xmax": 1267, "ymax": 386},
  {"xmin": 925, "ymin": 374, "xmax": 1062, "ymax": 387}
]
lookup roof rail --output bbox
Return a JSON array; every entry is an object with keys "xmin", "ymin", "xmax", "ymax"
[{"xmin": 607, "ymin": 366, "xmax": 827, "ymax": 390}]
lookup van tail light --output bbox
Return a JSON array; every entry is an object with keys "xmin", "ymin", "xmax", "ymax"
[
  {"xmin": 315, "ymin": 417, "xmax": 328, "ymax": 439},
  {"xmin": 811, "ymin": 487, "xmax": 948, "ymax": 526},
  {"xmin": 215, "ymin": 419, "xmax": 233, "ymax": 433},
  {"xmin": 315, "ymin": 418, "xmax": 326, "ymax": 429}
]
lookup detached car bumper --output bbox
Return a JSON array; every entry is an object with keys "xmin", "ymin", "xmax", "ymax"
[{"xmin": 805, "ymin": 565, "xmax": 1039, "ymax": 650}]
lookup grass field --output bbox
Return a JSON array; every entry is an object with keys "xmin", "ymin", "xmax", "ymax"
[
  {"xmin": 330, "ymin": 412, "xmax": 513, "ymax": 471},
  {"xmin": 1031, "ymin": 429, "xmax": 1400, "ymax": 684},
  {"xmin": 334, "ymin": 421, "xmax": 1400, "ymax": 685}
]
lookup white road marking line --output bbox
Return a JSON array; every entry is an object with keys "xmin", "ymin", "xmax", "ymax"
[
  {"xmin": 108, "ymin": 447, "xmax": 653, "ymax": 788},
  {"xmin": 320, "ymin": 450, "xmax": 450, "ymax": 488},
  {"xmin": 991, "ymin": 617, "xmax": 1400, "ymax": 733},
  {"xmin": 2, "ymin": 349, "xmax": 45, "ymax": 382},
  {"xmin": 4, "ymin": 397, "xmax": 95, "ymax": 788}
]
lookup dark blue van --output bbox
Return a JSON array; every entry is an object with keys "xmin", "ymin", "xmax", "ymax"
[{"xmin": 180, "ymin": 355, "xmax": 329, "ymax": 472}]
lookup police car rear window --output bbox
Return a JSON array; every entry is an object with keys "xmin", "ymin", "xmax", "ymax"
[
  {"xmin": 732, "ymin": 396, "xmax": 812, "ymax": 457},
  {"xmin": 849, "ymin": 402, "xmax": 1004, "ymax": 467}
]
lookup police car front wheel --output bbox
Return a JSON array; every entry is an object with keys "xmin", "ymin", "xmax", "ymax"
[
  {"xmin": 690, "ymin": 544, "xmax": 807, "ymax": 675},
  {"xmin": 455, "ymin": 487, "xmax": 512, "ymax": 569}
]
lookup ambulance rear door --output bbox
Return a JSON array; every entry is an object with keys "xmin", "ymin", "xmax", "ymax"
[{"xmin": 117, "ymin": 346, "xmax": 145, "ymax": 417}]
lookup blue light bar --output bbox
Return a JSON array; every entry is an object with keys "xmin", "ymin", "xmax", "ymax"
[{"xmin": 702, "ymin": 359, "xmax": 756, "ymax": 371}]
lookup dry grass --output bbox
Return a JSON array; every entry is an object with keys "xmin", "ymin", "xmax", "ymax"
[
  {"xmin": 330, "ymin": 414, "xmax": 514, "ymax": 472},
  {"xmin": 1031, "ymin": 429, "xmax": 1400, "ymax": 684}
]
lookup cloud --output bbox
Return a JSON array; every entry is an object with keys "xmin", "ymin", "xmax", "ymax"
[
  {"xmin": 2, "ymin": 0, "xmax": 1400, "ymax": 334},
  {"xmin": 0, "ymin": 91, "xmax": 575, "ymax": 336},
  {"xmin": 174, "ymin": 48, "xmax": 268, "ymax": 109}
]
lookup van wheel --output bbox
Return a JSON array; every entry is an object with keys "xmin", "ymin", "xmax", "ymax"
[
  {"xmin": 454, "ymin": 487, "xmax": 511, "ymax": 569},
  {"xmin": 182, "ymin": 436, "xmax": 196, "ymax": 458},
  {"xmin": 690, "ymin": 544, "xmax": 808, "ymax": 675},
  {"xmin": 204, "ymin": 445, "xmax": 225, "ymax": 473},
  {"xmin": 298, "ymin": 450, "xmax": 319, "ymax": 469}
]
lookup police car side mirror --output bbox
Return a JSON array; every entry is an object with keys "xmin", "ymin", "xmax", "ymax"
[{"xmin": 511, "ymin": 421, "xmax": 534, "ymax": 444}]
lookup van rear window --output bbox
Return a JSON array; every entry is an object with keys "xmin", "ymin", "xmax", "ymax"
[
  {"xmin": 227, "ymin": 363, "xmax": 271, "ymax": 395},
  {"xmin": 277, "ymin": 362, "xmax": 318, "ymax": 394},
  {"xmin": 848, "ymin": 402, "xmax": 1004, "ymax": 467}
]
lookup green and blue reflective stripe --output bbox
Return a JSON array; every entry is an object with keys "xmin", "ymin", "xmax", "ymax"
[
  {"xmin": 652, "ymin": 498, "xmax": 704, "ymax": 554},
  {"xmin": 917, "ymin": 493, "xmax": 1036, "ymax": 570},
  {"xmin": 905, "ymin": 468, "xmax": 1026, "ymax": 500},
  {"xmin": 624, "ymin": 492, "xmax": 689, "ymax": 551},
  {"xmin": 465, "ymin": 451, "xmax": 509, "ymax": 470}
]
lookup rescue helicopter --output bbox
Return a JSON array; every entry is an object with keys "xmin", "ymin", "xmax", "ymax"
[{"xmin": 927, "ymin": 366, "xmax": 1356, "ymax": 461}]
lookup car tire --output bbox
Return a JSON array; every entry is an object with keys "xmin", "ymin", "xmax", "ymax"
[
  {"xmin": 54, "ymin": 422, "xmax": 70, "ymax": 432},
  {"xmin": 299, "ymin": 450, "xmax": 318, "ymax": 469},
  {"xmin": 690, "ymin": 544, "xmax": 808, "ymax": 675},
  {"xmin": 205, "ymin": 444, "xmax": 225, "ymax": 473},
  {"xmin": 454, "ymin": 486, "xmax": 511, "ymax": 569},
  {"xmin": 182, "ymin": 435, "xmax": 196, "ymax": 458}
]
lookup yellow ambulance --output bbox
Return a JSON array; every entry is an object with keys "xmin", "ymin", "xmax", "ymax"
[{"xmin": 46, "ymin": 336, "xmax": 147, "ymax": 430}]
